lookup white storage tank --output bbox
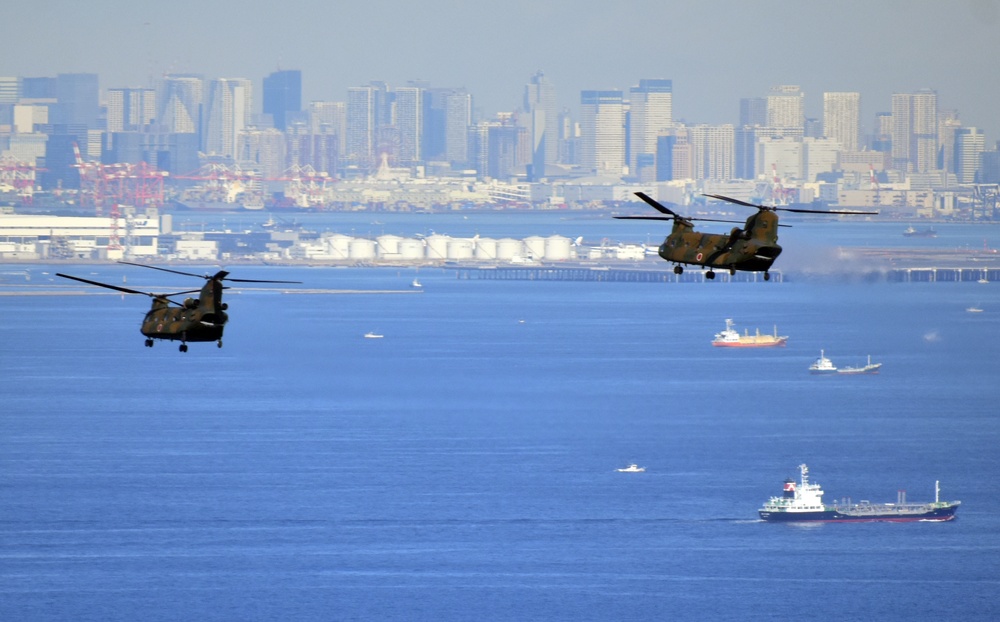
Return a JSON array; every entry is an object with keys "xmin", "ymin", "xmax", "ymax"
[
  {"xmin": 544, "ymin": 235, "xmax": 573, "ymax": 261},
  {"xmin": 348, "ymin": 238, "xmax": 376, "ymax": 261},
  {"xmin": 474, "ymin": 237, "xmax": 498, "ymax": 260},
  {"xmin": 523, "ymin": 236, "xmax": 546, "ymax": 261},
  {"xmin": 376, "ymin": 234, "xmax": 403, "ymax": 258},
  {"xmin": 424, "ymin": 234, "xmax": 450, "ymax": 260},
  {"xmin": 447, "ymin": 238, "xmax": 475, "ymax": 260},
  {"xmin": 495, "ymin": 238, "xmax": 524, "ymax": 260},
  {"xmin": 325, "ymin": 234, "xmax": 352, "ymax": 259},
  {"xmin": 398, "ymin": 238, "xmax": 425, "ymax": 260}
]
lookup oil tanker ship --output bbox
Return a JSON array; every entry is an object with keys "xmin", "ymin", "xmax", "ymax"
[
  {"xmin": 712, "ymin": 318, "xmax": 788, "ymax": 347},
  {"xmin": 759, "ymin": 464, "xmax": 960, "ymax": 523}
]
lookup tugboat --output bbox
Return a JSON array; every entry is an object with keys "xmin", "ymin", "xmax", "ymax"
[
  {"xmin": 711, "ymin": 318, "xmax": 788, "ymax": 347},
  {"xmin": 759, "ymin": 464, "xmax": 960, "ymax": 523}
]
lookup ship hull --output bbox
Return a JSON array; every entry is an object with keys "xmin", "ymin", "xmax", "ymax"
[
  {"xmin": 712, "ymin": 340, "xmax": 787, "ymax": 348},
  {"xmin": 759, "ymin": 505, "xmax": 959, "ymax": 523}
]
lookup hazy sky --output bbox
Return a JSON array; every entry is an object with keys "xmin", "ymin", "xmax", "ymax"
[{"xmin": 7, "ymin": 0, "xmax": 1000, "ymax": 141}]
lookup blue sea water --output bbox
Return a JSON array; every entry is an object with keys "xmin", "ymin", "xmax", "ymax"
[{"xmin": 2, "ymin": 236, "xmax": 1000, "ymax": 619}]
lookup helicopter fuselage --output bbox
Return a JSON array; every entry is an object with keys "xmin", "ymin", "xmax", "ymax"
[
  {"xmin": 658, "ymin": 211, "xmax": 782, "ymax": 274},
  {"xmin": 140, "ymin": 276, "xmax": 228, "ymax": 345}
]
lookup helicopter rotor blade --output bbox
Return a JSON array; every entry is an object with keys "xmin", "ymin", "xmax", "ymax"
[
  {"xmin": 702, "ymin": 194, "xmax": 877, "ymax": 216},
  {"xmin": 56, "ymin": 273, "xmax": 200, "ymax": 304},
  {"xmin": 119, "ymin": 261, "xmax": 302, "ymax": 284},
  {"xmin": 701, "ymin": 193, "xmax": 766, "ymax": 209},
  {"xmin": 222, "ymin": 277, "xmax": 303, "ymax": 284},
  {"xmin": 614, "ymin": 215, "xmax": 750, "ymax": 225},
  {"xmin": 775, "ymin": 206, "xmax": 880, "ymax": 215},
  {"xmin": 117, "ymin": 261, "xmax": 209, "ymax": 279},
  {"xmin": 634, "ymin": 192, "xmax": 681, "ymax": 216}
]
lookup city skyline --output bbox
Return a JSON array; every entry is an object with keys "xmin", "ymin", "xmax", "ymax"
[{"xmin": 5, "ymin": 1, "xmax": 1000, "ymax": 141}]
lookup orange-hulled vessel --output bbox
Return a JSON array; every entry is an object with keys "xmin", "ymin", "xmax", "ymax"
[{"xmin": 712, "ymin": 318, "xmax": 788, "ymax": 348}]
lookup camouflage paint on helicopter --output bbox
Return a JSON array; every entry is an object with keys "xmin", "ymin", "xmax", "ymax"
[
  {"xmin": 616, "ymin": 192, "xmax": 877, "ymax": 281},
  {"xmin": 57, "ymin": 262, "xmax": 300, "ymax": 352}
]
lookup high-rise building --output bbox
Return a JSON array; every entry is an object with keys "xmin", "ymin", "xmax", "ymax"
[
  {"xmin": 54, "ymin": 73, "xmax": 100, "ymax": 128},
  {"xmin": 106, "ymin": 88, "xmax": 155, "ymax": 132},
  {"xmin": 524, "ymin": 71, "xmax": 558, "ymax": 179},
  {"xmin": 580, "ymin": 90, "xmax": 624, "ymax": 175},
  {"xmin": 766, "ymin": 85, "xmax": 804, "ymax": 132},
  {"xmin": 203, "ymin": 78, "xmax": 252, "ymax": 159},
  {"xmin": 739, "ymin": 97, "xmax": 768, "ymax": 127},
  {"xmin": 156, "ymin": 75, "xmax": 203, "ymax": 135},
  {"xmin": 891, "ymin": 89, "xmax": 938, "ymax": 173},
  {"xmin": 823, "ymin": 92, "xmax": 860, "ymax": 152},
  {"xmin": 734, "ymin": 126, "xmax": 758, "ymax": 180},
  {"xmin": 628, "ymin": 79, "xmax": 673, "ymax": 176},
  {"xmin": 346, "ymin": 86, "xmax": 376, "ymax": 169},
  {"xmin": 262, "ymin": 70, "xmax": 302, "ymax": 131},
  {"xmin": 394, "ymin": 86, "xmax": 423, "ymax": 164},
  {"xmin": 688, "ymin": 124, "xmax": 734, "ymax": 181},
  {"xmin": 21, "ymin": 77, "xmax": 56, "ymax": 99},
  {"xmin": 0, "ymin": 76, "xmax": 20, "ymax": 104},
  {"xmin": 954, "ymin": 127, "xmax": 985, "ymax": 183},
  {"xmin": 444, "ymin": 90, "xmax": 471, "ymax": 167}
]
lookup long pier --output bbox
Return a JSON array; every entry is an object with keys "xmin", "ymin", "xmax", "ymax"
[
  {"xmin": 449, "ymin": 265, "xmax": 782, "ymax": 283},
  {"xmin": 448, "ymin": 264, "xmax": 1000, "ymax": 284}
]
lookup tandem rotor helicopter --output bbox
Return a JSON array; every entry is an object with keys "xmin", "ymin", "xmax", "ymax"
[
  {"xmin": 57, "ymin": 262, "xmax": 301, "ymax": 352},
  {"xmin": 616, "ymin": 192, "xmax": 878, "ymax": 280}
]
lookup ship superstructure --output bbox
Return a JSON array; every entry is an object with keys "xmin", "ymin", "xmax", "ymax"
[{"xmin": 759, "ymin": 464, "xmax": 960, "ymax": 523}]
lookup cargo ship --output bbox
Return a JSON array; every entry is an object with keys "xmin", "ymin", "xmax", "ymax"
[
  {"xmin": 759, "ymin": 464, "xmax": 960, "ymax": 523},
  {"xmin": 711, "ymin": 318, "xmax": 788, "ymax": 347}
]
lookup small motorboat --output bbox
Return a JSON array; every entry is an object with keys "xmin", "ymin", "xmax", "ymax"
[
  {"xmin": 364, "ymin": 332, "xmax": 384, "ymax": 339},
  {"xmin": 617, "ymin": 464, "xmax": 645, "ymax": 473}
]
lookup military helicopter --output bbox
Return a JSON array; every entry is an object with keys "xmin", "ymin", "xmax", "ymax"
[
  {"xmin": 615, "ymin": 192, "xmax": 877, "ymax": 280},
  {"xmin": 56, "ymin": 262, "xmax": 301, "ymax": 352}
]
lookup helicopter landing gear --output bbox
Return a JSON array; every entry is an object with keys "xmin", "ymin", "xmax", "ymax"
[
  {"xmin": 729, "ymin": 267, "xmax": 737, "ymax": 276},
  {"xmin": 673, "ymin": 265, "xmax": 683, "ymax": 275},
  {"xmin": 179, "ymin": 343, "xmax": 188, "ymax": 353},
  {"xmin": 217, "ymin": 339, "xmax": 223, "ymax": 348},
  {"xmin": 764, "ymin": 272, "xmax": 771, "ymax": 281},
  {"xmin": 705, "ymin": 270, "xmax": 716, "ymax": 280},
  {"xmin": 144, "ymin": 338, "xmax": 154, "ymax": 348}
]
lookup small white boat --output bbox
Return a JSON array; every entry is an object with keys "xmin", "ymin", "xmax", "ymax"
[
  {"xmin": 967, "ymin": 306, "xmax": 984, "ymax": 313},
  {"xmin": 809, "ymin": 350, "xmax": 837, "ymax": 374},
  {"xmin": 617, "ymin": 464, "xmax": 645, "ymax": 473},
  {"xmin": 364, "ymin": 332, "xmax": 384, "ymax": 339},
  {"xmin": 411, "ymin": 278, "xmax": 422, "ymax": 288}
]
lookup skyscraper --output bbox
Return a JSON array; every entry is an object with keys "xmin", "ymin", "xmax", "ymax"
[
  {"xmin": 628, "ymin": 79, "xmax": 673, "ymax": 176},
  {"xmin": 688, "ymin": 124, "xmax": 734, "ymax": 181},
  {"xmin": 203, "ymin": 78, "xmax": 252, "ymax": 158},
  {"xmin": 954, "ymin": 127, "xmax": 985, "ymax": 183},
  {"xmin": 766, "ymin": 85, "xmax": 804, "ymax": 132},
  {"xmin": 262, "ymin": 70, "xmax": 302, "ymax": 131},
  {"xmin": 739, "ymin": 97, "xmax": 768, "ymax": 127},
  {"xmin": 580, "ymin": 90, "xmax": 624, "ymax": 175},
  {"xmin": 524, "ymin": 71, "xmax": 558, "ymax": 179},
  {"xmin": 823, "ymin": 92, "xmax": 860, "ymax": 152},
  {"xmin": 891, "ymin": 89, "xmax": 938, "ymax": 172},
  {"xmin": 54, "ymin": 73, "xmax": 99, "ymax": 128},
  {"xmin": 346, "ymin": 86, "xmax": 375, "ymax": 169},
  {"xmin": 444, "ymin": 90, "xmax": 471, "ymax": 167},
  {"xmin": 106, "ymin": 88, "xmax": 155, "ymax": 132},
  {"xmin": 156, "ymin": 75, "xmax": 203, "ymax": 135},
  {"xmin": 394, "ymin": 86, "xmax": 423, "ymax": 164}
]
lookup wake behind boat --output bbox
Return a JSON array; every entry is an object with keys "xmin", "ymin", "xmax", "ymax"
[
  {"xmin": 711, "ymin": 318, "xmax": 787, "ymax": 348},
  {"xmin": 759, "ymin": 464, "xmax": 959, "ymax": 523}
]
